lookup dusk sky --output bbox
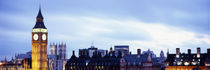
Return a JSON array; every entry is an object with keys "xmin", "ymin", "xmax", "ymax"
[{"xmin": 0, "ymin": 0, "xmax": 209, "ymax": 60}]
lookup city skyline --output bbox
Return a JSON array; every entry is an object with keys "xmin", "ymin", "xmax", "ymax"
[{"xmin": 0, "ymin": 0, "xmax": 210, "ymax": 60}]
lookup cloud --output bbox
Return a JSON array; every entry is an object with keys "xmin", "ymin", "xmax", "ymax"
[
  {"xmin": 0, "ymin": 29, "xmax": 31, "ymax": 60},
  {"xmin": 0, "ymin": 0, "xmax": 209, "ymax": 60},
  {"xmin": 45, "ymin": 15, "xmax": 210, "ymax": 57}
]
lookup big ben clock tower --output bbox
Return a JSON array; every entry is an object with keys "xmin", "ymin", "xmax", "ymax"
[{"xmin": 32, "ymin": 7, "xmax": 47, "ymax": 70}]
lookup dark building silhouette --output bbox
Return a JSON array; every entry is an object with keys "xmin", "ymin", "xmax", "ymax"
[
  {"xmin": 65, "ymin": 48, "xmax": 164, "ymax": 70},
  {"xmin": 65, "ymin": 50, "xmax": 122, "ymax": 70},
  {"xmin": 120, "ymin": 49, "xmax": 162, "ymax": 70},
  {"xmin": 165, "ymin": 47, "xmax": 210, "ymax": 70},
  {"xmin": 114, "ymin": 45, "xmax": 129, "ymax": 57},
  {"xmin": 79, "ymin": 43, "xmax": 106, "ymax": 58}
]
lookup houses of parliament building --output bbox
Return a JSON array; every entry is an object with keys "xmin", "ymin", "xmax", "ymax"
[{"xmin": 0, "ymin": 7, "xmax": 66, "ymax": 70}]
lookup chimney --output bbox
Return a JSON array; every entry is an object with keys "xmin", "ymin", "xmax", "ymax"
[
  {"xmin": 137, "ymin": 49, "xmax": 141, "ymax": 55},
  {"xmin": 72, "ymin": 50, "xmax": 75, "ymax": 55},
  {"xmin": 106, "ymin": 50, "xmax": 108, "ymax": 55},
  {"xmin": 79, "ymin": 50, "xmax": 82, "ymax": 57},
  {"xmin": 110, "ymin": 47, "xmax": 113, "ymax": 52},
  {"xmin": 207, "ymin": 49, "xmax": 210, "ymax": 55},
  {"xmin": 197, "ymin": 47, "xmax": 200, "ymax": 54},
  {"xmin": 118, "ymin": 51, "xmax": 122, "ymax": 58},
  {"xmin": 188, "ymin": 49, "xmax": 191, "ymax": 54},
  {"xmin": 93, "ymin": 51, "xmax": 96, "ymax": 56},
  {"xmin": 167, "ymin": 49, "xmax": 169, "ymax": 55},
  {"xmin": 55, "ymin": 44, "xmax": 57, "ymax": 55},
  {"xmin": 176, "ymin": 48, "xmax": 180, "ymax": 55},
  {"xmin": 160, "ymin": 50, "xmax": 164, "ymax": 58},
  {"xmin": 112, "ymin": 51, "xmax": 116, "ymax": 56}
]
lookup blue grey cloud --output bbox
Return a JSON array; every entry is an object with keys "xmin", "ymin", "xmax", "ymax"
[{"xmin": 0, "ymin": 0, "xmax": 209, "ymax": 60}]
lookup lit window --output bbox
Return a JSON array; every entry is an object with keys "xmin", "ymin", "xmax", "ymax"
[
  {"xmin": 70, "ymin": 66, "xmax": 72, "ymax": 69},
  {"xmin": 86, "ymin": 63, "xmax": 88, "ymax": 66},
  {"xmin": 173, "ymin": 62, "xmax": 176, "ymax": 65},
  {"xmin": 197, "ymin": 54, "xmax": 200, "ymax": 58},
  {"xmin": 184, "ymin": 62, "xmax": 189, "ymax": 66},
  {"xmin": 177, "ymin": 61, "xmax": 182, "ymax": 65},
  {"xmin": 176, "ymin": 55, "xmax": 179, "ymax": 58},
  {"xmin": 206, "ymin": 64, "xmax": 210, "ymax": 66},
  {"xmin": 192, "ymin": 62, "xmax": 196, "ymax": 65}
]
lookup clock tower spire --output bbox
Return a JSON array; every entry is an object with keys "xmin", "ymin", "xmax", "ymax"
[
  {"xmin": 32, "ymin": 6, "xmax": 48, "ymax": 70},
  {"xmin": 33, "ymin": 6, "xmax": 46, "ymax": 29}
]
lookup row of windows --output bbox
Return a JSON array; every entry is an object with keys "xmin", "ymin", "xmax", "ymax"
[{"xmin": 176, "ymin": 54, "xmax": 200, "ymax": 58}]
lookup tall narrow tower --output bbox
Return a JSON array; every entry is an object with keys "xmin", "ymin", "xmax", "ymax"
[{"xmin": 32, "ymin": 7, "xmax": 47, "ymax": 70}]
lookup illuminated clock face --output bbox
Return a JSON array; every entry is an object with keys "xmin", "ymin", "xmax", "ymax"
[
  {"xmin": 33, "ymin": 34, "xmax": 38, "ymax": 40},
  {"xmin": 42, "ymin": 34, "xmax": 47, "ymax": 40}
]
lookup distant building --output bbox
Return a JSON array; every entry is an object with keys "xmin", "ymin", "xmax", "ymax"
[
  {"xmin": 65, "ymin": 50, "xmax": 122, "ymax": 70},
  {"xmin": 158, "ymin": 50, "xmax": 167, "ymax": 69},
  {"xmin": 48, "ymin": 43, "xmax": 67, "ymax": 70},
  {"xmin": 65, "ymin": 47, "xmax": 163, "ymax": 70},
  {"xmin": 165, "ymin": 47, "xmax": 210, "ymax": 70},
  {"xmin": 0, "ymin": 42, "xmax": 67, "ymax": 70},
  {"xmin": 48, "ymin": 55, "xmax": 57, "ymax": 70},
  {"xmin": 79, "ymin": 43, "xmax": 107, "ymax": 58},
  {"xmin": 114, "ymin": 45, "xmax": 129, "ymax": 56},
  {"xmin": 120, "ymin": 49, "xmax": 162, "ymax": 70},
  {"xmin": 0, "ymin": 51, "xmax": 32, "ymax": 70}
]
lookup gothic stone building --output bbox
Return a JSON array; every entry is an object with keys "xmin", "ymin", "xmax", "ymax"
[
  {"xmin": 0, "ymin": 51, "xmax": 32, "ymax": 70},
  {"xmin": 48, "ymin": 43, "xmax": 67, "ymax": 70}
]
